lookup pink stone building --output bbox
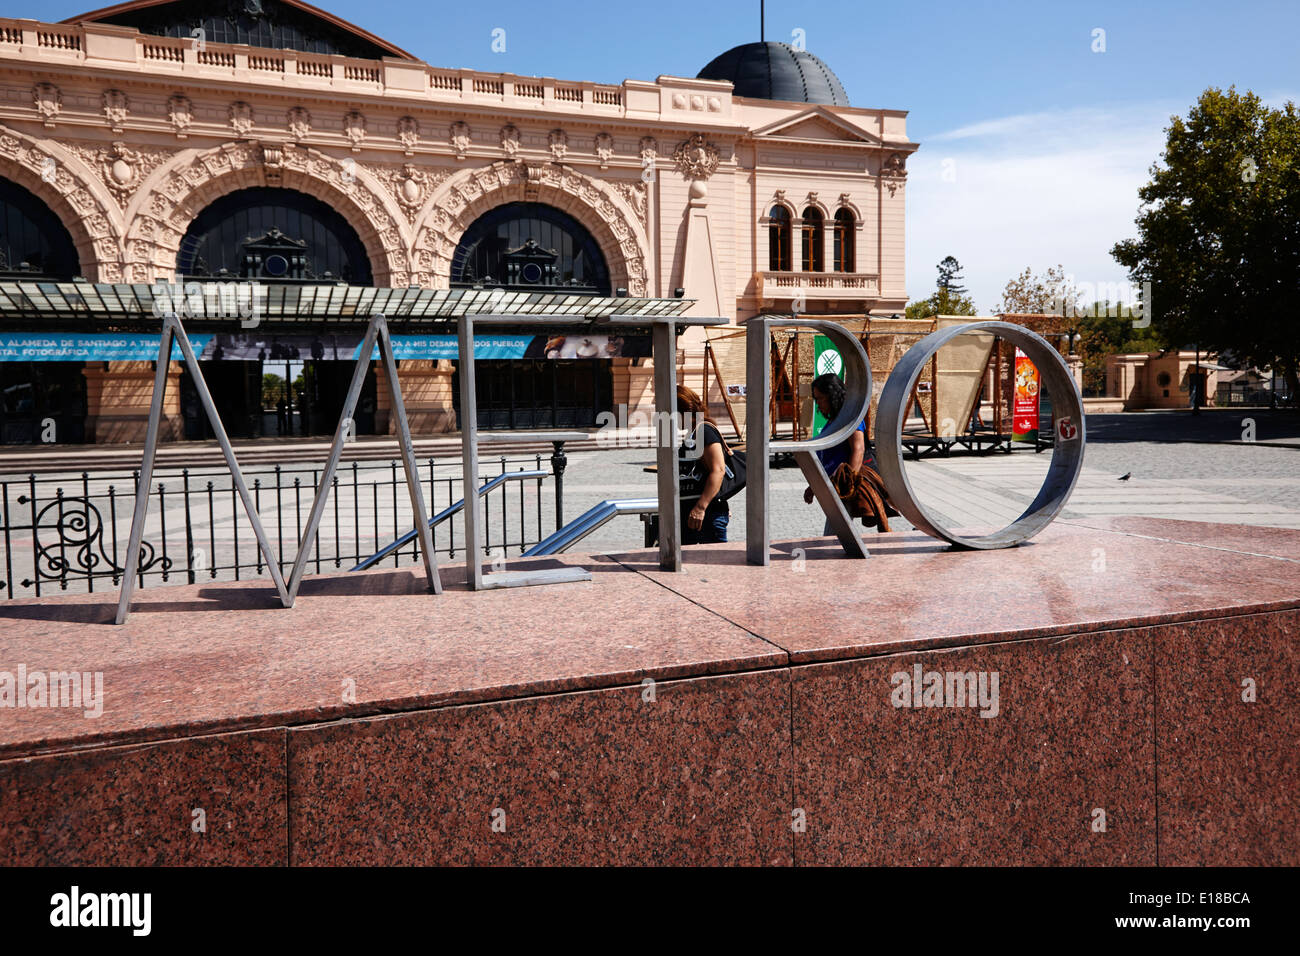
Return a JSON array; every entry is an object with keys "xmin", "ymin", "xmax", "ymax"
[{"xmin": 0, "ymin": 0, "xmax": 916, "ymax": 443}]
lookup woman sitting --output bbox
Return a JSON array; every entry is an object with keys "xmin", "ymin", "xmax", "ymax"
[{"xmin": 803, "ymin": 372, "xmax": 874, "ymax": 534}]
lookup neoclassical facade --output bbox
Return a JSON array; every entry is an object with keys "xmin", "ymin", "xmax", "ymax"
[{"xmin": 0, "ymin": 0, "xmax": 917, "ymax": 443}]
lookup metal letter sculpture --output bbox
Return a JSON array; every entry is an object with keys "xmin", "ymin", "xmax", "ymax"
[
  {"xmin": 115, "ymin": 312, "xmax": 441, "ymax": 624},
  {"xmin": 874, "ymin": 321, "xmax": 1085, "ymax": 549},
  {"xmin": 746, "ymin": 316, "xmax": 873, "ymax": 565}
]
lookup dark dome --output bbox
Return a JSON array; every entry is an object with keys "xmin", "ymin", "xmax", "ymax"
[{"xmin": 697, "ymin": 42, "xmax": 849, "ymax": 106}]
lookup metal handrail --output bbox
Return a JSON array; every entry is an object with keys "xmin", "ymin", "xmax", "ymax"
[
  {"xmin": 522, "ymin": 497, "xmax": 658, "ymax": 556},
  {"xmin": 351, "ymin": 469, "xmax": 547, "ymax": 571}
]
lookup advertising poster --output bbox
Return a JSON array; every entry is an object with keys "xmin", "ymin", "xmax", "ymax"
[{"xmin": 1012, "ymin": 347, "xmax": 1040, "ymax": 442}]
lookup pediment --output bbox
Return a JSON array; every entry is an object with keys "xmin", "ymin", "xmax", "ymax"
[{"xmin": 752, "ymin": 108, "xmax": 879, "ymax": 144}]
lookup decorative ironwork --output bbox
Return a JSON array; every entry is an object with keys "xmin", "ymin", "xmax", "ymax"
[
  {"xmin": 21, "ymin": 493, "xmax": 169, "ymax": 590},
  {"xmin": 1, "ymin": 452, "xmax": 568, "ymax": 600}
]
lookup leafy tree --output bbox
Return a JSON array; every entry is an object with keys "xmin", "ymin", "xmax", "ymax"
[
  {"xmin": 906, "ymin": 256, "xmax": 978, "ymax": 318},
  {"xmin": 998, "ymin": 264, "xmax": 1077, "ymax": 316},
  {"xmin": 1112, "ymin": 87, "xmax": 1300, "ymax": 398},
  {"xmin": 262, "ymin": 372, "xmax": 285, "ymax": 407},
  {"xmin": 936, "ymin": 255, "xmax": 969, "ymax": 296}
]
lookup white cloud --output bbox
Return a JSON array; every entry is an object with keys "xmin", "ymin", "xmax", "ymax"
[{"xmin": 906, "ymin": 103, "xmax": 1176, "ymax": 313}]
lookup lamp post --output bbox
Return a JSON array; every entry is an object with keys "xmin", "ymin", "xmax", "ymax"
[{"xmin": 1193, "ymin": 343, "xmax": 1201, "ymax": 415}]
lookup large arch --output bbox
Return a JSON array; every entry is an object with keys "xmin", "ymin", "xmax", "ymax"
[
  {"xmin": 411, "ymin": 162, "xmax": 650, "ymax": 296},
  {"xmin": 176, "ymin": 186, "xmax": 374, "ymax": 284},
  {"xmin": 0, "ymin": 124, "xmax": 122, "ymax": 280},
  {"xmin": 126, "ymin": 142, "xmax": 410, "ymax": 285},
  {"xmin": 0, "ymin": 176, "xmax": 81, "ymax": 277}
]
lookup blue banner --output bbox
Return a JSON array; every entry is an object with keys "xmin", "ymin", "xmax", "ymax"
[
  {"xmin": 0, "ymin": 334, "xmax": 213, "ymax": 362},
  {"xmin": 0, "ymin": 332, "xmax": 646, "ymax": 362},
  {"xmin": 363, "ymin": 335, "xmax": 533, "ymax": 361}
]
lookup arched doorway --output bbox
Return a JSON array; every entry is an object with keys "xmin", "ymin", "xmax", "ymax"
[
  {"xmin": 450, "ymin": 202, "xmax": 613, "ymax": 429},
  {"xmin": 175, "ymin": 187, "xmax": 377, "ymax": 440},
  {"xmin": 0, "ymin": 177, "xmax": 86, "ymax": 444}
]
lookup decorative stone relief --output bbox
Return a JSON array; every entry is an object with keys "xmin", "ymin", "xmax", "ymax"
[
  {"xmin": 260, "ymin": 142, "xmax": 286, "ymax": 186},
  {"xmin": 32, "ymin": 83, "xmax": 61, "ymax": 128},
  {"xmin": 500, "ymin": 124, "xmax": 520, "ymax": 158},
  {"xmin": 287, "ymin": 107, "xmax": 311, "ymax": 142},
  {"xmin": 449, "ymin": 121, "xmax": 470, "ymax": 159},
  {"xmin": 167, "ymin": 95, "xmax": 192, "ymax": 139},
  {"xmin": 372, "ymin": 162, "xmax": 450, "ymax": 221},
  {"xmin": 127, "ymin": 141, "xmax": 408, "ymax": 286},
  {"xmin": 397, "ymin": 116, "xmax": 419, "ymax": 155},
  {"xmin": 672, "ymin": 133, "xmax": 720, "ymax": 180},
  {"xmin": 98, "ymin": 142, "xmax": 148, "ymax": 204},
  {"xmin": 548, "ymin": 129, "xmax": 567, "ymax": 162},
  {"xmin": 638, "ymin": 136, "xmax": 657, "ymax": 162},
  {"xmin": 594, "ymin": 132, "xmax": 614, "ymax": 169},
  {"xmin": 102, "ymin": 90, "xmax": 129, "ymax": 134},
  {"xmin": 881, "ymin": 152, "xmax": 907, "ymax": 195},
  {"xmin": 343, "ymin": 111, "xmax": 366, "ymax": 151},
  {"xmin": 60, "ymin": 139, "xmax": 173, "ymax": 209},
  {"xmin": 612, "ymin": 181, "xmax": 648, "ymax": 229},
  {"xmin": 229, "ymin": 101, "xmax": 254, "ymax": 137}
]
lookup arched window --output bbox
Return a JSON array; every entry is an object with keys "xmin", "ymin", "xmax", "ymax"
[
  {"xmin": 451, "ymin": 202, "xmax": 610, "ymax": 294},
  {"xmin": 768, "ymin": 206, "xmax": 792, "ymax": 271},
  {"xmin": 833, "ymin": 209, "xmax": 855, "ymax": 272},
  {"xmin": 801, "ymin": 207, "xmax": 825, "ymax": 272},
  {"xmin": 0, "ymin": 177, "xmax": 79, "ymax": 279},
  {"xmin": 176, "ymin": 187, "xmax": 373, "ymax": 283}
]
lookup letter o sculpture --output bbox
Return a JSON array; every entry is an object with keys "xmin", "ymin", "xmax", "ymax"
[{"xmin": 875, "ymin": 321, "xmax": 1086, "ymax": 549}]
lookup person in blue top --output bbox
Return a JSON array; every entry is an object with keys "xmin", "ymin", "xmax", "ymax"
[{"xmin": 803, "ymin": 372, "xmax": 873, "ymax": 534}]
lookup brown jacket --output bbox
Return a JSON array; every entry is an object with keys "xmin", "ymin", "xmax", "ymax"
[{"xmin": 830, "ymin": 462, "xmax": 894, "ymax": 532}]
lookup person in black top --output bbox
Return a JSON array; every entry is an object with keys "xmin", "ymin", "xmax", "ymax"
[{"xmin": 676, "ymin": 384, "xmax": 730, "ymax": 544}]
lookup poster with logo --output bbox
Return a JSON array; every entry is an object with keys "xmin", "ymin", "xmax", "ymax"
[
  {"xmin": 1012, "ymin": 347, "xmax": 1040, "ymax": 442},
  {"xmin": 812, "ymin": 334, "xmax": 843, "ymax": 434}
]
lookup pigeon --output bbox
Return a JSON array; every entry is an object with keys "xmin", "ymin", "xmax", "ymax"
[{"xmin": 1118, "ymin": 472, "xmax": 1132, "ymax": 481}]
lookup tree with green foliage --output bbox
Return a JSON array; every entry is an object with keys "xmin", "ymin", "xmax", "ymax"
[
  {"xmin": 906, "ymin": 255, "xmax": 978, "ymax": 318},
  {"xmin": 1112, "ymin": 86, "xmax": 1300, "ymax": 399},
  {"xmin": 936, "ymin": 255, "xmax": 969, "ymax": 297},
  {"xmin": 262, "ymin": 372, "xmax": 285, "ymax": 407}
]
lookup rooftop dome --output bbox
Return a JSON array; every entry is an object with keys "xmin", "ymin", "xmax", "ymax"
[{"xmin": 697, "ymin": 41, "xmax": 849, "ymax": 107}]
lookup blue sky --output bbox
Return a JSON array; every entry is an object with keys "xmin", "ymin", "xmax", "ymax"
[{"xmin": 30, "ymin": 0, "xmax": 1300, "ymax": 310}]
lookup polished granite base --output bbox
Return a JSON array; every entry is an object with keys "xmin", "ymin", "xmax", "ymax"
[{"xmin": 1, "ymin": 517, "xmax": 1295, "ymax": 865}]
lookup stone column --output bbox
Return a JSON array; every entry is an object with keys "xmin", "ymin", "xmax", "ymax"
[
  {"xmin": 376, "ymin": 359, "xmax": 456, "ymax": 435},
  {"xmin": 1067, "ymin": 354, "xmax": 1084, "ymax": 393},
  {"xmin": 83, "ymin": 361, "xmax": 183, "ymax": 443},
  {"xmin": 610, "ymin": 357, "xmax": 655, "ymax": 421}
]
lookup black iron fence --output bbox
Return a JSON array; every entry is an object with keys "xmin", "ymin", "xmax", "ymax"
[{"xmin": 0, "ymin": 446, "xmax": 569, "ymax": 600}]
